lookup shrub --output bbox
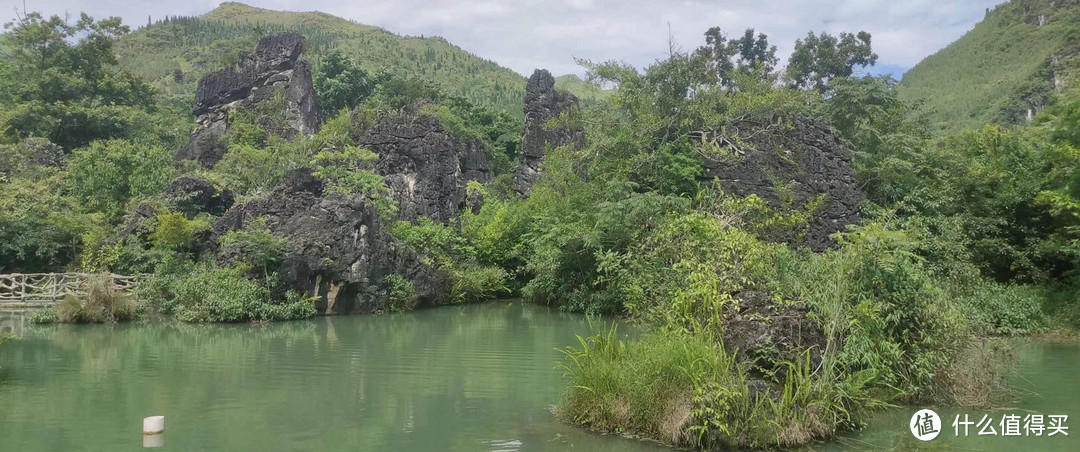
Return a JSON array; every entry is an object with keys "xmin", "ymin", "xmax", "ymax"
[
  {"xmin": 141, "ymin": 261, "xmax": 316, "ymax": 323},
  {"xmin": 960, "ymin": 283, "xmax": 1046, "ymax": 335},
  {"xmin": 448, "ymin": 262, "xmax": 508, "ymax": 304},
  {"xmin": 312, "ymin": 146, "xmax": 396, "ymax": 218},
  {"xmin": 218, "ymin": 218, "xmax": 287, "ymax": 275},
  {"xmin": 28, "ymin": 307, "xmax": 59, "ymax": 324},
  {"xmin": 55, "ymin": 274, "xmax": 137, "ymax": 323},
  {"xmin": 382, "ymin": 274, "xmax": 418, "ymax": 312},
  {"xmin": 150, "ymin": 210, "xmax": 211, "ymax": 252},
  {"xmin": 392, "ymin": 217, "xmax": 508, "ymax": 304},
  {"xmin": 772, "ymin": 223, "xmax": 967, "ymax": 397}
]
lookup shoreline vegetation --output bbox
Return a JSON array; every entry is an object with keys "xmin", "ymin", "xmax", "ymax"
[{"xmin": 2, "ymin": 1, "xmax": 1080, "ymax": 450}]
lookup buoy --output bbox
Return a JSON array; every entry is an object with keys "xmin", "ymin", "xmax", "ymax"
[{"xmin": 143, "ymin": 416, "xmax": 164, "ymax": 435}]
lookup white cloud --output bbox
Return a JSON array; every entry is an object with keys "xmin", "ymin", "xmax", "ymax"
[{"xmin": 2, "ymin": 0, "xmax": 1006, "ymax": 78}]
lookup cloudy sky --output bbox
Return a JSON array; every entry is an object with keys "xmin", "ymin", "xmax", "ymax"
[{"xmin": 2, "ymin": 0, "xmax": 1006, "ymax": 79}]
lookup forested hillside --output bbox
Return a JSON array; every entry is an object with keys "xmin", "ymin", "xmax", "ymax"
[
  {"xmin": 900, "ymin": 0, "xmax": 1080, "ymax": 129},
  {"xmin": 115, "ymin": 2, "xmax": 601, "ymax": 119}
]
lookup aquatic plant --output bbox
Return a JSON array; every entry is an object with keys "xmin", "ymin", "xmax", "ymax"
[{"xmin": 55, "ymin": 274, "xmax": 137, "ymax": 324}]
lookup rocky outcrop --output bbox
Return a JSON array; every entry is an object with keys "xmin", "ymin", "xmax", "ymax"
[
  {"xmin": 512, "ymin": 69, "xmax": 585, "ymax": 197},
  {"xmin": 165, "ymin": 176, "xmax": 235, "ymax": 217},
  {"xmin": 700, "ymin": 115, "xmax": 862, "ymax": 251},
  {"xmin": 177, "ymin": 33, "xmax": 320, "ymax": 168},
  {"xmin": 1, "ymin": 138, "xmax": 65, "ymax": 180},
  {"xmin": 24, "ymin": 138, "xmax": 65, "ymax": 169},
  {"xmin": 212, "ymin": 110, "xmax": 493, "ymax": 314},
  {"xmin": 721, "ymin": 290, "xmax": 824, "ymax": 376},
  {"xmin": 358, "ymin": 110, "xmax": 493, "ymax": 223},
  {"xmin": 214, "ymin": 168, "xmax": 444, "ymax": 314}
]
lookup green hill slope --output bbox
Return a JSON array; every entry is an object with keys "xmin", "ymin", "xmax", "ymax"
[
  {"xmin": 117, "ymin": 2, "xmax": 529, "ymax": 117},
  {"xmin": 899, "ymin": 0, "xmax": 1080, "ymax": 129},
  {"xmin": 116, "ymin": 2, "xmax": 605, "ymax": 119},
  {"xmin": 554, "ymin": 74, "xmax": 611, "ymax": 102}
]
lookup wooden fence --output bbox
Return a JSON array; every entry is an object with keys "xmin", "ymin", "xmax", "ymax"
[{"xmin": 0, "ymin": 273, "xmax": 140, "ymax": 306}]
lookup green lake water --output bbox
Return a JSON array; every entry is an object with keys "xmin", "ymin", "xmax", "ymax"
[
  {"xmin": 0, "ymin": 302, "xmax": 664, "ymax": 452},
  {"xmin": 1, "ymin": 303, "xmax": 1077, "ymax": 451},
  {"xmin": 814, "ymin": 339, "xmax": 1080, "ymax": 451}
]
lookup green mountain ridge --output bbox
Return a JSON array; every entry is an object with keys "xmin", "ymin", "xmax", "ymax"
[
  {"xmin": 116, "ymin": 2, "xmax": 600, "ymax": 119},
  {"xmin": 900, "ymin": 0, "xmax": 1080, "ymax": 129}
]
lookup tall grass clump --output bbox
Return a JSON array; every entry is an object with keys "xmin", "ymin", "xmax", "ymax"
[
  {"xmin": 557, "ymin": 326, "xmax": 727, "ymax": 446},
  {"xmin": 557, "ymin": 325, "xmax": 883, "ymax": 449},
  {"xmin": 55, "ymin": 274, "xmax": 137, "ymax": 323}
]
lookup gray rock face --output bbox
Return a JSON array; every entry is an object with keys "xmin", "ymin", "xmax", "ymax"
[
  {"xmin": 213, "ymin": 168, "xmax": 444, "ymax": 314},
  {"xmin": 165, "ymin": 176, "xmax": 235, "ymax": 217},
  {"xmin": 512, "ymin": 69, "xmax": 585, "ymax": 197},
  {"xmin": 212, "ymin": 111, "xmax": 492, "ymax": 314},
  {"xmin": 24, "ymin": 138, "xmax": 65, "ymax": 169},
  {"xmin": 177, "ymin": 33, "xmax": 320, "ymax": 168},
  {"xmin": 721, "ymin": 290, "xmax": 824, "ymax": 376},
  {"xmin": 701, "ymin": 115, "xmax": 863, "ymax": 251},
  {"xmin": 359, "ymin": 110, "xmax": 493, "ymax": 223},
  {"xmin": 1, "ymin": 138, "xmax": 65, "ymax": 181}
]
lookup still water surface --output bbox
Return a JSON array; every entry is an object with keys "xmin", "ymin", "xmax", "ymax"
[
  {"xmin": 817, "ymin": 339, "xmax": 1080, "ymax": 451},
  {"xmin": 1, "ymin": 303, "xmax": 1077, "ymax": 451},
  {"xmin": 0, "ymin": 302, "xmax": 664, "ymax": 451}
]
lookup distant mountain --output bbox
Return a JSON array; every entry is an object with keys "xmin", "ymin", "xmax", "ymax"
[
  {"xmin": 900, "ymin": 0, "xmax": 1080, "ymax": 129},
  {"xmin": 554, "ymin": 74, "xmax": 611, "ymax": 102},
  {"xmin": 116, "ymin": 2, "xmax": 602, "ymax": 119}
]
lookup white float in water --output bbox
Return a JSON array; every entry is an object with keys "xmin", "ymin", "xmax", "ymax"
[
  {"xmin": 143, "ymin": 416, "xmax": 164, "ymax": 435},
  {"xmin": 143, "ymin": 416, "xmax": 164, "ymax": 448}
]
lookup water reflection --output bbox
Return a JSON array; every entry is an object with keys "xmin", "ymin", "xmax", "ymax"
[
  {"xmin": 0, "ymin": 302, "xmax": 662, "ymax": 452},
  {"xmin": 0, "ymin": 308, "xmax": 38, "ymax": 337}
]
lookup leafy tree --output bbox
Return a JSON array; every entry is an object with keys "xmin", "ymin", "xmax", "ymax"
[
  {"xmin": 150, "ymin": 210, "xmax": 211, "ymax": 252},
  {"xmin": 0, "ymin": 12, "xmax": 155, "ymax": 149},
  {"xmin": 67, "ymin": 139, "xmax": 173, "ymax": 217},
  {"xmin": 821, "ymin": 76, "xmax": 928, "ymax": 204},
  {"xmin": 694, "ymin": 27, "xmax": 778, "ymax": 86},
  {"xmin": 786, "ymin": 31, "xmax": 877, "ymax": 91},
  {"xmin": 0, "ymin": 170, "xmax": 99, "ymax": 272},
  {"xmin": 314, "ymin": 51, "xmax": 374, "ymax": 113}
]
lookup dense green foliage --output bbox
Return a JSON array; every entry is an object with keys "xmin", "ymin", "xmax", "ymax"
[
  {"xmin": 0, "ymin": 12, "xmax": 157, "ymax": 149},
  {"xmin": 2, "ymin": 2, "xmax": 1080, "ymax": 450},
  {"xmin": 900, "ymin": 0, "xmax": 1080, "ymax": 129},
  {"xmin": 138, "ymin": 260, "xmax": 316, "ymax": 323},
  {"xmin": 786, "ymin": 31, "xmax": 877, "ymax": 91}
]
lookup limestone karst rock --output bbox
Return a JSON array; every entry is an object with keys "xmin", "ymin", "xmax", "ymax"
[
  {"xmin": 359, "ymin": 109, "xmax": 493, "ymax": 223},
  {"xmin": 213, "ymin": 168, "xmax": 442, "ymax": 314},
  {"xmin": 164, "ymin": 176, "xmax": 235, "ymax": 217},
  {"xmin": 212, "ymin": 109, "xmax": 492, "ymax": 314},
  {"xmin": 177, "ymin": 33, "xmax": 320, "ymax": 168},
  {"xmin": 512, "ymin": 69, "xmax": 585, "ymax": 197},
  {"xmin": 700, "ymin": 114, "xmax": 863, "ymax": 251}
]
